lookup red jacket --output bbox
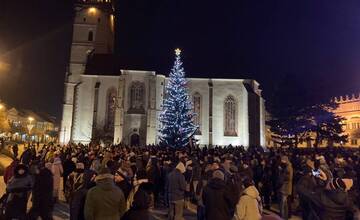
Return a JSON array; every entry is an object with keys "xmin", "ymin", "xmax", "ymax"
[{"xmin": 3, "ymin": 161, "xmax": 18, "ymax": 184}]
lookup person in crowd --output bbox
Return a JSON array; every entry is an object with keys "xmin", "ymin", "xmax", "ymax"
[
  {"xmin": 3, "ymin": 159, "xmax": 19, "ymax": 185},
  {"xmin": 63, "ymin": 154, "xmax": 76, "ymax": 196},
  {"xmin": 260, "ymin": 160, "xmax": 273, "ymax": 209},
  {"xmin": 146, "ymin": 157, "xmax": 161, "ymax": 206},
  {"xmin": 167, "ymin": 162, "xmax": 187, "ymax": 220},
  {"xmin": 121, "ymin": 181, "xmax": 152, "ymax": 220},
  {"xmin": 5, "ymin": 164, "xmax": 33, "ymax": 220},
  {"xmin": 277, "ymin": 155, "xmax": 293, "ymax": 220},
  {"xmin": 233, "ymin": 177, "xmax": 262, "ymax": 220},
  {"xmin": 69, "ymin": 163, "xmax": 96, "ymax": 220},
  {"xmin": 84, "ymin": 167, "xmax": 126, "ymax": 220},
  {"xmin": 202, "ymin": 170, "xmax": 233, "ymax": 220},
  {"xmin": 20, "ymin": 145, "xmax": 32, "ymax": 165},
  {"xmin": 127, "ymin": 169, "xmax": 151, "ymax": 209},
  {"xmin": 114, "ymin": 166, "xmax": 132, "ymax": 201},
  {"xmin": 66, "ymin": 162, "xmax": 85, "ymax": 202},
  {"xmin": 191, "ymin": 156, "xmax": 202, "ymax": 199},
  {"xmin": 297, "ymin": 168, "xmax": 355, "ymax": 220},
  {"xmin": 28, "ymin": 164, "xmax": 54, "ymax": 220},
  {"xmin": 12, "ymin": 144, "xmax": 18, "ymax": 159},
  {"xmin": 52, "ymin": 152, "xmax": 63, "ymax": 202}
]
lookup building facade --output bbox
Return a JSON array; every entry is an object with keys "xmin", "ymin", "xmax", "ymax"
[
  {"xmin": 333, "ymin": 94, "xmax": 360, "ymax": 147},
  {"xmin": 60, "ymin": 0, "xmax": 266, "ymax": 147}
]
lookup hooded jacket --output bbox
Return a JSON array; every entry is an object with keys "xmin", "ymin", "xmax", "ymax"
[
  {"xmin": 233, "ymin": 185, "xmax": 262, "ymax": 220},
  {"xmin": 202, "ymin": 178, "xmax": 233, "ymax": 220},
  {"xmin": 84, "ymin": 176, "xmax": 126, "ymax": 220}
]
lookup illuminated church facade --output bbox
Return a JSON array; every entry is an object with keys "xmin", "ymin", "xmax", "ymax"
[{"xmin": 60, "ymin": 0, "xmax": 266, "ymax": 147}]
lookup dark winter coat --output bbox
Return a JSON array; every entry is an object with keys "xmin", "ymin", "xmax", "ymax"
[
  {"xmin": 115, "ymin": 179, "xmax": 132, "ymax": 200},
  {"xmin": 191, "ymin": 162, "xmax": 202, "ymax": 181},
  {"xmin": 166, "ymin": 169, "xmax": 186, "ymax": 201},
  {"xmin": 5, "ymin": 174, "xmax": 33, "ymax": 219},
  {"xmin": 121, "ymin": 187, "xmax": 151, "ymax": 220},
  {"xmin": 20, "ymin": 149, "xmax": 32, "ymax": 165},
  {"xmin": 69, "ymin": 169, "xmax": 96, "ymax": 220},
  {"xmin": 296, "ymin": 175, "xmax": 354, "ymax": 220},
  {"xmin": 63, "ymin": 159, "xmax": 76, "ymax": 178},
  {"xmin": 84, "ymin": 176, "xmax": 126, "ymax": 220},
  {"xmin": 70, "ymin": 188, "xmax": 88, "ymax": 220},
  {"xmin": 31, "ymin": 168, "xmax": 54, "ymax": 214},
  {"xmin": 202, "ymin": 178, "xmax": 234, "ymax": 220}
]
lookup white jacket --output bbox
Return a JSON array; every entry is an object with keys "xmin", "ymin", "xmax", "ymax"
[{"xmin": 233, "ymin": 185, "xmax": 262, "ymax": 220}]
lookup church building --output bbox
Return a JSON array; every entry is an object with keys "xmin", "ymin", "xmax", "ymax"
[{"xmin": 60, "ymin": 0, "xmax": 266, "ymax": 147}]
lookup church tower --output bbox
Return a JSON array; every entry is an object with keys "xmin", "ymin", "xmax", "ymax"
[{"xmin": 60, "ymin": 0, "xmax": 114, "ymax": 145}]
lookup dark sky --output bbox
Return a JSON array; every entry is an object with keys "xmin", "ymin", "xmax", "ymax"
[{"xmin": 1, "ymin": 0, "xmax": 360, "ymax": 120}]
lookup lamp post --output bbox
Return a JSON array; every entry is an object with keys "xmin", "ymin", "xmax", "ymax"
[{"xmin": 27, "ymin": 117, "xmax": 34, "ymax": 141}]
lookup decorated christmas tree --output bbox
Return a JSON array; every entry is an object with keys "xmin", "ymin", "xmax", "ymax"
[{"xmin": 159, "ymin": 49, "xmax": 198, "ymax": 148}]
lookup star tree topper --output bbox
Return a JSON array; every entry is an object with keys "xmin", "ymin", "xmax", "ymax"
[{"xmin": 175, "ymin": 48, "xmax": 182, "ymax": 56}]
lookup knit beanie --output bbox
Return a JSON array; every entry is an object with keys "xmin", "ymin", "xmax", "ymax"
[
  {"xmin": 212, "ymin": 170, "xmax": 225, "ymax": 180},
  {"xmin": 95, "ymin": 166, "xmax": 113, "ymax": 181},
  {"xmin": 76, "ymin": 162, "xmax": 85, "ymax": 170}
]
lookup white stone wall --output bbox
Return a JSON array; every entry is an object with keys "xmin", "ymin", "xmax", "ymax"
[
  {"xmin": 64, "ymin": 70, "xmax": 263, "ymax": 147},
  {"xmin": 72, "ymin": 75, "xmax": 120, "ymax": 143},
  {"xmin": 187, "ymin": 79, "xmax": 210, "ymax": 145},
  {"xmin": 60, "ymin": 2, "xmax": 114, "ymax": 145},
  {"xmin": 155, "ymin": 75, "xmax": 166, "ymax": 144},
  {"xmin": 211, "ymin": 80, "xmax": 249, "ymax": 146}
]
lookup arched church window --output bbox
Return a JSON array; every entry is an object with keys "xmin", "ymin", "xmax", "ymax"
[
  {"xmin": 129, "ymin": 81, "xmax": 145, "ymax": 114},
  {"xmin": 106, "ymin": 88, "xmax": 117, "ymax": 131},
  {"xmin": 224, "ymin": 95, "xmax": 237, "ymax": 136},
  {"xmin": 88, "ymin": 30, "xmax": 93, "ymax": 41},
  {"xmin": 193, "ymin": 92, "xmax": 202, "ymax": 135}
]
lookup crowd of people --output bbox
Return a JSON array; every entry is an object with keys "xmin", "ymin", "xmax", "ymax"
[{"xmin": 1, "ymin": 142, "xmax": 359, "ymax": 220}]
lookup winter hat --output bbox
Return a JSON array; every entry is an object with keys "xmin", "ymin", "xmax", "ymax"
[
  {"xmin": 95, "ymin": 167, "xmax": 113, "ymax": 181},
  {"xmin": 45, "ymin": 162, "xmax": 52, "ymax": 170},
  {"xmin": 281, "ymin": 155, "xmax": 289, "ymax": 163},
  {"xmin": 176, "ymin": 162, "xmax": 186, "ymax": 174},
  {"xmin": 76, "ymin": 162, "xmax": 85, "ymax": 170},
  {"xmin": 14, "ymin": 164, "xmax": 28, "ymax": 177},
  {"xmin": 212, "ymin": 170, "xmax": 225, "ymax": 180}
]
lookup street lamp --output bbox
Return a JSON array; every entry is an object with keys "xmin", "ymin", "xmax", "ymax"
[
  {"xmin": 28, "ymin": 117, "xmax": 34, "ymax": 123},
  {"xmin": 27, "ymin": 117, "xmax": 35, "ymax": 141}
]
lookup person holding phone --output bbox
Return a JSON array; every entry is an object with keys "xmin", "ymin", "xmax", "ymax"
[{"xmin": 297, "ymin": 161, "xmax": 355, "ymax": 220}]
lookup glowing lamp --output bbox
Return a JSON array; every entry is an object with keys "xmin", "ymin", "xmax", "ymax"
[
  {"xmin": 28, "ymin": 117, "xmax": 34, "ymax": 122},
  {"xmin": 88, "ymin": 7, "xmax": 97, "ymax": 14}
]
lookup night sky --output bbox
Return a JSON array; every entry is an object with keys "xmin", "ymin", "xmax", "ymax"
[{"xmin": 1, "ymin": 0, "xmax": 360, "ymax": 120}]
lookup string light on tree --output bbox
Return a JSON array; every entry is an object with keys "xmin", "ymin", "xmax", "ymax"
[{"xmin": 159, "ymin": 49, "xmax": 198, "ymax": 148}]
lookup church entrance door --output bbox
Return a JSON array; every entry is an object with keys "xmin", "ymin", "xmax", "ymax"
[{"xmin": 130, "ymin": 133, "xmax": 140, "ymax": 146}]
